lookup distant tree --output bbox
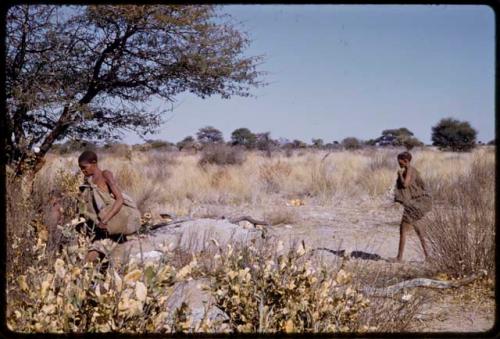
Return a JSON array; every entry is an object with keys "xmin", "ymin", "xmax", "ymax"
[
  {"xmin": 52, "ymin": 139, "xmax": 97, "ymax": 154},
  {"xmin": 402, "ymin": 137, "xmax": 424, "ymax": 150},
  {"xmin": 177, "ymin": 136, "xmax": 196, "ymax": 151},
  {"xmin": 374, "ymin": 127, "xmax": 417, "ymax": 147},
  {"xmin": 382, "ymin": 127, "xmax": 413, "ymax": 138},
  {"xmin": 145, "ymin": 139, "xmax": 174, "ymax": 150},
  {"xmin": 488, "ymin": 139, "xmax": 495, "ymax": 145},
  {"xmin": 230, "ymin": 128, "xmax": 256, "ymax": 149},
  {"xmin": 342, "ymin": 137, "xmax": 362, "ymax": 150},
  {"xmin": 276, "ymin": 137, "xmax": 290, "ymax": 148},
  {"xmin": 311, "ymin": 138, "xmax": 324, "ymax": 148},
  {"xmin": 323, "ymin": 141, "xmax": 342, "ymax": 151},
  {"xmin": 364, "ymin": 139, "xmax": 377, "ymax": 146},
  {"xmin": 196, "ymin": 126, "xmax": 224, "ymax": 145},
  {"xmin": 255, "ymin": 132, "xmax": 278, "ymax": 154},
  {"xmin": 292, "ymin": 139, "xmax": 307, "ymax": 149},
  {"xmin": 431, "ymin": 118, "xmax": 477, "ymax": 152}
]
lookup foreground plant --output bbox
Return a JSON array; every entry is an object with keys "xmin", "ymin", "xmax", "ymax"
[
  {"xmin": 7, "ymin": 224, "xmax": 196, "ymax": 333},
  {"xmin": 210, "ymin": 241, "xmax": 371, "ymax": 333}
]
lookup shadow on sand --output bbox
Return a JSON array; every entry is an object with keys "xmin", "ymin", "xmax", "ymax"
[{"xmin": 313, "ymin": 248, "xmax": 384, "ymax": 261}]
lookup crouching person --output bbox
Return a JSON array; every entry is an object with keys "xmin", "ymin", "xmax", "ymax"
[{"xmin": 77, "ymin": 150, "xmax": 141, "ymax": 263}]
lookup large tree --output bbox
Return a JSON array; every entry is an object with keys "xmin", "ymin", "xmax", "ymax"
[
  {"xmin": 431, "ymin": 118, "xmax": 477, "ymax": 152},
  {"xmin": 6, "ymin": 5, "xmax": 264, "ymax": 175}
]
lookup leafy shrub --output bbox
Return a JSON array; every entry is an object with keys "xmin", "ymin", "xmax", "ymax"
[
  {"xmin": 177, "ymin": 136, "xmax": 199, "ymax": 151},
  {"xmin": 431, "ymin": 118, "xmax": 477, "ymax": 152},
  {"xmin": 198, "ymin": 144, "xmax": 246, "ymax": 166},
  {"xmin": 402, "ymin": 136, "xmax": 424, "ymax": 150},
  {"xmin": 311, "ymin": 138, "xmax": 324, "ymax": 149},
  {"xmin": 210, "ymin": 242, "xmax": 370, "ymax": 333},
  {"xmin": 7, "ymin": 224, "xmax": 206, "ymax": 333},
  {"xmin": 341, "ymin": 137, "xmax": 362, "ymax": 150}
]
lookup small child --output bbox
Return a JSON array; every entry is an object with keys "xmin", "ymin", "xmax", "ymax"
[
  {"xmin": 389, "ymin": 151, "xmax": 432, "ymax": 263},
  {"xmin": 77, "ymin": 150, "xmax": 141, "ymax": 262}
]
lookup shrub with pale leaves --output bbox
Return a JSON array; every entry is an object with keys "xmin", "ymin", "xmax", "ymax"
[{"xmin": 210, "ymin": 242, "xmax": 371, "ymax": 333}]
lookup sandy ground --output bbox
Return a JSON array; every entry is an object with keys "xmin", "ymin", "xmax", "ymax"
[{"xmin": 120, "ymin": 197, "xmax": 495, "ymax": 333}]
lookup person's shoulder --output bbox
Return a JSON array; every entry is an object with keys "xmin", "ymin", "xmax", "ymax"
[
  {"xmin": 102, "ymin": 169, "xmax": 115, "ymax": 180},
  {"xmin": 409, "ymin": 165, "xmax": 421, "ymax": 176}
]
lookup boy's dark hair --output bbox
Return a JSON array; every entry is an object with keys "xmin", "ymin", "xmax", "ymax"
[
  {"xmin": 78, "ymin": 150, "xmax": 98, "ymax": 164},
  {"xmin": 397, "ymin": 151, "xmax": 412, "ymax": 162}
]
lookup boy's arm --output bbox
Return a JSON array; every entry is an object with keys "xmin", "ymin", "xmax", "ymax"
[
  {"xmin": 99, "ymin": 170, "xmax": 124, "ymax": 226},
  {"xmin": 398, "ymin": 167, "xmax": 412, "ymax": 188}
]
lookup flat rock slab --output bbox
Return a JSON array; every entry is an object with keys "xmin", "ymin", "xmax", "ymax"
[{"xmin": 111, "ymin": 218, "xmax": 263, "ymax": 262}]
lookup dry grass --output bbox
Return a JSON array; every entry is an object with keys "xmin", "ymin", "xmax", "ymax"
[
  {"xmin": 425, "ymin": 149, "xmax": 495, "ymax": 277},
  {"xmin": 6, "ymin": 171, "xmax": 37, "ymax": 279},
  {"xmin": 32, "ymin": 147, "xmax": 494, "ymax": 216}
]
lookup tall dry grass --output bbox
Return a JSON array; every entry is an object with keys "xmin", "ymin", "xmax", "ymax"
[
  {"xmin": 424, "ymin": 148, "xmax": 495, "ymax": 277},
  {"xmin": 37, "ymin": 147, "xmax": 494, "ymax": 214}
]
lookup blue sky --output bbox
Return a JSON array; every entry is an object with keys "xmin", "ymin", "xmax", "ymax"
[{"xmin": 124, "ymin": 4, "xmax": 495, "ymax": 145}]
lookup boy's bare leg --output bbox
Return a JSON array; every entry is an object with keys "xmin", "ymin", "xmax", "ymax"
[
  {"xmin": 414, "ymin": 223, "xmax": 430, "ymax": 260},
  {"xmin": 388, "ymin": 222, "xmax": 412, "ymax": 263}
]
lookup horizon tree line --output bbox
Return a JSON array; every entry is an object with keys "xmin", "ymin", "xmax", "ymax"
[{"xmin": 51, "ymin": 117, "xmax": 490, "ymax": 155}]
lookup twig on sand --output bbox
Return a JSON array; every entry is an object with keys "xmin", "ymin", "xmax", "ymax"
[
  {"xmin": 361, "ymin": 270, "xmax": 487, "ymax": 297},
  {"xmin": 226, "ymin": 215, "xmax": 270, "ymax": 227},
  {"xmin": 146, "ymin": 217, "xmax": 194, "ymax": 231},
  {"xmin": 145, "ymin": 215, "xmax": 270, "ymax": 232}
]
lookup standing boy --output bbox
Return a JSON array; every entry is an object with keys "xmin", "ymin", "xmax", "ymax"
[{"xmin": 390, "ymin": 151, "xmax": 432, "ymax": 263}]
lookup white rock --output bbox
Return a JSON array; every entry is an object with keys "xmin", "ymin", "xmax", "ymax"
[{"xmin": 165, "ymin": 279, "xmax": 229, "ymax": 332}]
